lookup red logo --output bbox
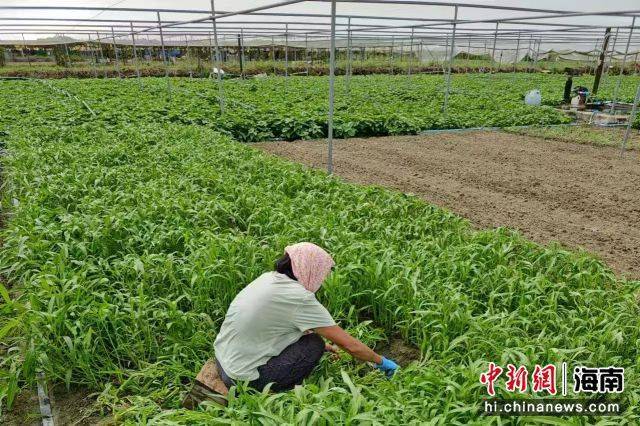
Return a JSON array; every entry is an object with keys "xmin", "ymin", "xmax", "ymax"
[
  {"xmin": 479, "ymin": 362, "xmax": 503, "ymax": 396},
  {"xmin": 505, "ymin": 364, "xmax": 528, "ymax": 393},
  {"xmin": 531, "ymin": 364, "xmax": 557, "ymax": 395}
]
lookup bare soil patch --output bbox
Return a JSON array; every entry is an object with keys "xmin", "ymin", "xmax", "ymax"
[
  {"xmin": 255, "ymin": 131, "xmax": 640, "ymax": 279},
  {"xmin": 2, "ymin": 389, "xmax": 41, "ymax": 426},
  {"xmin": 376, "ymin": 339, "xmax": 421, "ymax": 367},
  {"xmin": 3, "ymin": 386, "xmax": 108, "ymax": 426}
]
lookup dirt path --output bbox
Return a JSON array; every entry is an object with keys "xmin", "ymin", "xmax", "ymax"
[{"xmin": 255, "ymin": 131, "xmax": 640, "ymax": 279}]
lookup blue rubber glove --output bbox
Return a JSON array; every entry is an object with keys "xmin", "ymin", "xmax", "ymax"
[{"xmin": 375, "ymin": 357, "xmax": 399, "ymax": 377}]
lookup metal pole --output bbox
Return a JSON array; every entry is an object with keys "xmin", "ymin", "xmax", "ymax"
[
  {"xmin": 514, "ymin": 31, "xmax": 520, "ymax": 73},
  {"xmin": 110, "ymin": 26, "xmax": 121, "ymax": 78},
  {"xmin": 271, "ymin": 35, "xmax": 276, "ymax": 75},
  {"xmin": 591, "ymin": 39, "xmax": 600, "ymax": 76},
  {"xmin": 593, "ymin": 28, "xmax": 612, "ymax": 95},
  {"xmin": 96, "ymin": 31, "xmax": 107, "ymax": 78},
  {"xmin": 607, "ymin": 28, "xmax": 620, "ymax": 70},
  {"xmin": 408, "ymin": 27, "xmax": 414, "ymax": 76},
  {"xmin": 156, "ymin": 12, "xmax": 171, "ymax": 97},
  {"xmin": 526, "ymin": 36, "xmax": 532, "ymax": 73},
  {"xmin": 327, "ymin": 0, "xmax": 337, "ymax": 174},
  {"xmin": 443, "ymin": 5, "xmax": 458, "ymax": 114},
  {"xmin": 602, "ymin": 27, "xmax": 619, "ymax": 88},
  {"xmin": 285, "ymin": 23, "xmax": 289, "ymax": 78},
  {"xmin": 305, "ymin": 33, "xmax": 309, "ymax": 75},
  {"xmin": 533, "ymin": 38, "xmax": 540, "ymax": 71},
  {"xmin": 443, "ymin": 34, "xmax": 449, "ymax": 73},
  {"xmin": 491, "ymin": 22, "xmax": 499, "ymax": 73},
  {"xmin": 130, "ymin": 22, "xmax": 142, "ymax": 85},
  {"xmin": 87, "ymin": 33, "xmax": 98, "ymax": 78},
  {"xmin": 185, "ymin": 35, "xmax": 193, "ymax": 78},
  {"xmin": 210, "ymin": 0, "xmax": 225, "ymax": 115},
  {"xmin": 610, "ymin": 18, "xmax": 636, "ymax": 115},
  {"xmin": 237, "ymin": 34, "xmax": 244, "ymax": 78},
  {"xmin": 240, "ymin": 28, "xmax": 245, "ymax": 78},
  {"xmin": 207, "ymin": 32, "xmax": 214, "ymax": 72},
  {"xmin": 346, "ymin": 17, "xmax": 352, "ymax": 93},
  {"xmin": 620, "ymin": 84, "xmax": 640, "ymax": 155},
  {"xmin": 63, "ymin": 38, "xmax": 71, "ymax": 68},
  {"xmin": 389, "ymin": 35, "xmax": 394, "ymax": 74},
  {"xmin": 21, "ymin": 33, "xmax": 31, "ymax": 68}
]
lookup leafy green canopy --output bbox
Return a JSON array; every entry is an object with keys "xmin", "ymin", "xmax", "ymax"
[
  {"xmin": 4, "ymin": 73, "xmax": 640, "ymax": 143},
  {"xmin": 0, "ymin": 76, "xmax": 639, "ymax": 423},
  {"xmin": 53, "ymin": 73, "xmax": 640, "ymax": 140}
]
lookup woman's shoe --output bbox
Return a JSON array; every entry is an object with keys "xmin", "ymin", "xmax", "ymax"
[{"xmin": 182, "ymin": 359, "xmax": 229, "ymax": 409}]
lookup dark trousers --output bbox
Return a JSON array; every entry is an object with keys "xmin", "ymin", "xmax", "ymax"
[{"xmin": 217, "ymin": 333, "xmax": 325, "ymax": 392}]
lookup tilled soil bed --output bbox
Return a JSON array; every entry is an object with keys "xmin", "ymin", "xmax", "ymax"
[{"xmin": 255, "ymin": 131, "xmax": 640, "ymax": 279}]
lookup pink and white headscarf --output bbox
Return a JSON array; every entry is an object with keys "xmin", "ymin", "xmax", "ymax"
[{"xmin": 285, "ymin": 242, "xmax": 335, "ymax": 293}]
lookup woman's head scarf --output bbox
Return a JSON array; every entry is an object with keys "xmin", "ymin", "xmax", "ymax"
[{"xmin": 284, "ymin": 242, "xmax": 335, "ymax": 293}]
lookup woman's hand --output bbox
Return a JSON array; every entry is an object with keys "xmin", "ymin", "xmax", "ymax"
[
  {"xmin": 325, "ymin": 343, "xmax": 340, "ymax": 360},
  {"xmin": 375, "ymin": 357, "xmax": 399, "ymax": 377},
  {"xmin": 325, "ymin": 343, "xmax": 339, "ymax": 353}
]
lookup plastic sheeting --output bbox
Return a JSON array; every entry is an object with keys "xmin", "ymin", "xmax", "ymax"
[
  {"xmin": 0, "ymin": 35, "xmax": 638, "ymax": 65},
  {"xmin": 0, "ymin": 36, "xmax": 81, "ymax": 46}
]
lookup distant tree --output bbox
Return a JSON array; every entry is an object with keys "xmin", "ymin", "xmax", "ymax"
[
  {"xmin": 53, "ymin": 45, "xmax": 69, "ymax": 67},
  {"xmin": 0, "ymin": 47, "xmax": 5, "ymax": 67}
]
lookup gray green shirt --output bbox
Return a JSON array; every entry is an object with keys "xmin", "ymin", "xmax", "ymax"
[{"xmin": 214, "ymin": 271, "xmax": 336, "ymax": 381}]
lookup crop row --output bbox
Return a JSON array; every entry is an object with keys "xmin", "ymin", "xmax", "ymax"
[
  {"xmin": 4, "ymin": 74, "xmax": 639, "ymax": 143},
  {"xmin": 1, "ymin": 79, "xmax": 639, "ymax": 423}
]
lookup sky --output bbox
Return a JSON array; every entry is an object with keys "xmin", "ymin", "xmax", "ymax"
[{"xmin": 0, "ymin": 0, "xmax": 638, "ymax": 50}]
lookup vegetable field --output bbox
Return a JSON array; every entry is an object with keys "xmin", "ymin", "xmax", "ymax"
[
  {"xmin": 1, "ymin": 74, "xmax": 640, "ymax": 424},
  {"xmin": 5, "ymin": 73, "xmax": 640, "ymax": 142}
]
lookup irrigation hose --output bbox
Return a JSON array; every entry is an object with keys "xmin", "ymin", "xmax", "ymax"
[{"xmin": 33, "ymin": 78, "xmax": 96, "ymax": 117}]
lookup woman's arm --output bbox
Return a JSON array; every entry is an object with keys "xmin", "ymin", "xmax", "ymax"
[{"xmin": 314, "ymin": 325, "xmax": 383, "ymax": 364}]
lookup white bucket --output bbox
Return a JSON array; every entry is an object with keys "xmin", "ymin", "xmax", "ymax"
[{"xmin": 524, "ymin": 89, "xmax": 542, "ymax": 106}]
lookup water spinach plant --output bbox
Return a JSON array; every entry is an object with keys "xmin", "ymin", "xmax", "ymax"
[{"xmin": 0, "ymin": 75, "xmax": 638, "ymax": 424}]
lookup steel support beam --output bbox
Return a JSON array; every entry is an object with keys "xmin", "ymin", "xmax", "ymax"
[
  {"xmin": 111, "ymin": 27, "xmax": 121, "ymax": 77},
  {"xmin": 346, "ymin": 17, "xmax": 352, "ymax": 92},
  {"xmin": 620, "ymin": 84, "xmax": 640, "ymax": 154},
  {"xmin": 610, "ymin": 18, "xmax": 636, "ymax": 114},
  {"xmin": 211, "ymin": 0, "xmax": 225, "ymax": 115},
  {"xmin": 593, "ymin": 28, "xmax": 612, "ymax": 95},
  {"xmin": 327, "ymin": 0, "xmax": 337, "ymax": 174},
  {"xmin": 156, "ymin": 12, "xmax": 171, "ymax": 97},
  {"xmin": 130, "ymin": 22, "xmax": 142, "ymax": 85},
  {"xmin": 443, "ymin": 5, "xmax": 458, "ymax": 113}
]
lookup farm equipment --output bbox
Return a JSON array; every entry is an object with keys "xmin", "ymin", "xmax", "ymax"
[{"xmin": 570, "ymin": 86, "xmax": 589, "ymax": 109}]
